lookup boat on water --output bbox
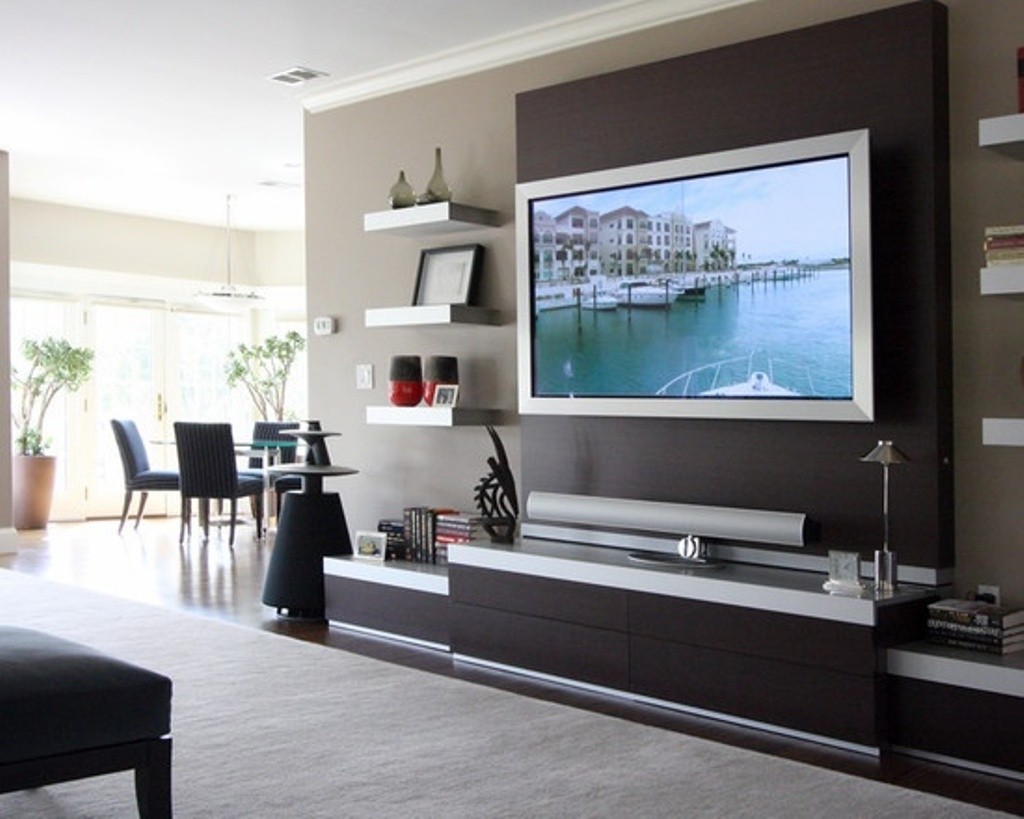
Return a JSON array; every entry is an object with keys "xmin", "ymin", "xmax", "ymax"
[
  {"xmin": 655, "ymin": 351, "xmax": 814, "ymax": 398},
  {"xmin": 615, "ymin": 281, "xmax": 673, "ymax": 308},
  {"xmin": 673, "ymin": 285, "xmax": 707, "ymax": 302},
  {"xmin": 581, "ymin": 292, "xmax": 619, "ymax": 310},
  {"xmin": 700, "ymin": 370, "xmax": 798, "ymax": 397}
]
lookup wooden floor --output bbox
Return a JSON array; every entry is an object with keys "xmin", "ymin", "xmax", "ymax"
[{"xmin": 3, "ymin": 517, "xmax": 1023, "ymax": 816}]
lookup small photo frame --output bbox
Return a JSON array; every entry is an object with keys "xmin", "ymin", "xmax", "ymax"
[
  {"xmin": 413, "ymin": 244, "xmax": 483, "ymax": 306},
  {"xmin": 823, "ymin": 549, "xmax": 864, "ymax": 594},
  {"xmin": 354, "ymin": 530, "xmax": 387, "ymax": 562},
  {"xmin": 433, "ymin": 384, "xmax": 460, "ymax": 407}
]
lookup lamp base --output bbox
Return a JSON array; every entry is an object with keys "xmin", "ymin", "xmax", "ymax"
[{"xmin": 874, "ymin": 549, "xmax": 898, "ymax": 592}]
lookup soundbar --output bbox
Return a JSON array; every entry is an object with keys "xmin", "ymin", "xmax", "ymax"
[{"xmin": 525, "ymin": 491, "xmax": 816, "ymax": 548}]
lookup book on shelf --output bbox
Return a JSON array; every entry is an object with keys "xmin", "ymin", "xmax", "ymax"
[
  {"xmin": 928, "ymin": 598, "xmax": 1024, "ymax": 629},
  {"xmin": 401, "ymin": 506, "xmax": 458, "ymax": 564},
  {"xmin": 984, "ymin": 224, "xmax": 1024, "ymax": 237},
  {"xmin": 927, "ymin": 618, "xmax": 1024, "ymax": 641},
  {"xmin": 983, "ymin": 235, "xmax": 1024, "ymax": 250},
  {"xmin": 927, "ymin": 633, "xmax": 1024, "ymax": 655},
  {"xmin": 984, "ymin": 252, "xmax": 1024, "ymax": 265}
]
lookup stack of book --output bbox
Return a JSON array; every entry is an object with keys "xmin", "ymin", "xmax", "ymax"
[
  {"xmin": 983, "ymin": 225, "xmax": 1024, "ymax": 266},
  {"xmin": 376, "ymin": 518, "xmax": 408, "ymax": 561},
  {"xmin": 401, "ymin": 506, "xmax": 458, "ymax": 564},
  {"xmin": 433, "ymin": 513, "xmax": 485, "ymax": 564},
  {"xmin": 927, "ymin": 598, "xmax": 1024, "ymax": 655}
]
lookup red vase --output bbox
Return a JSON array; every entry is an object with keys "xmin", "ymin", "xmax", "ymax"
[{"xmin": 389, "ymin": 380, "xmax": 423, "ymax": 406}]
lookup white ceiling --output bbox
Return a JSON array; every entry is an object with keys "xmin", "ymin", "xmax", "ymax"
[{"xmin": 0, "ymin": 0, "xmax": 749, "ymax": 231}]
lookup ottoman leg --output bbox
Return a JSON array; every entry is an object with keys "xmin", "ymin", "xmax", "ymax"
[{"xmin": 135, "ymin": 737, "xmax": 172, "ymax": 819}]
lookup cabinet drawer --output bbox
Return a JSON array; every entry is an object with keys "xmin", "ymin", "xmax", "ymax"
[
  {"xmin": 449, "ymin": 565, "xmax": 628, "ymax": 631},
  {"xmin": 629, "ymin": 591, "xmax": 877, "ymax": 676},
  {"xmin": 632, "ymin": 635, "xmax": 882, "ymax": 747},
  {"xmin": 889, "ymin": 677, "xmax": 1024, "ymax": 773},
  {"xmin": 451, "ymin": 602, "xmax": 630, "ymax": 690},
  {"xmin": 325, "ymin": 575, "xmax": 450, "ymax": 647}
]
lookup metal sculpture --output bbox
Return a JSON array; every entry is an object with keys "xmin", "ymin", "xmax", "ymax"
[{"xmin": 473, "ymin": 426, "xmax": 519, "ymax": 543}]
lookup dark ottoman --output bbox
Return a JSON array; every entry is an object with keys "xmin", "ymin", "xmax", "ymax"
[{"xmin": 0, "ymin": 626, "xmax": 172, "ymax": 818}]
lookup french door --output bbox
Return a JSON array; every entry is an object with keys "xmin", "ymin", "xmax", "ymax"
[{"xmin": 85, "ymin": 302, "xmax": 249, "ymax": 519}]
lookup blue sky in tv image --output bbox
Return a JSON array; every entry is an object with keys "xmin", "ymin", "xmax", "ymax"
[{"xmin": 528, "ymin": 153, "xmax": 855, "ymax": 402}]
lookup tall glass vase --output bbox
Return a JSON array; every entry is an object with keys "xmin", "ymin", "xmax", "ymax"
[{"xmin": 418, "ymin": 147, "xmax": 452, "ymax": 204}]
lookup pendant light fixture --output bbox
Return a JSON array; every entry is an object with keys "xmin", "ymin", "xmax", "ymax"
[{"xmin": 195, "ymin": 195, "xmax": 263, "ymax": 310}]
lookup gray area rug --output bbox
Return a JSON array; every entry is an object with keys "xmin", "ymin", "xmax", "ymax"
[{"xmin": 0, "ymin": 568, "xmax": 1009, "ymax": 818}]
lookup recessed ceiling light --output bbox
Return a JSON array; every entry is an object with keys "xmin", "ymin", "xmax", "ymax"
[{"xmin": 268, "ymin": 66, "xmax": 329, "ymax": 85}]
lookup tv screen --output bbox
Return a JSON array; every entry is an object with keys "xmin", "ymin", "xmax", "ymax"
[{"xmin": 515, "ymin": 129, "xmax": 873, "ymax": 422}]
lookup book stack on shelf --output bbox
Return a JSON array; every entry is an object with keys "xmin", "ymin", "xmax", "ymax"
[
  {"xmin": 433, "ymin": 513, "xmax": 485, "ymax": 564},
  {"xmin": 399, "ymin": 506, "xmax": 459, "ymax": 564},
  {"xmin": 927, "ymin": 598, "xmax": 1024, "ymax": 655},
  {"xmin": 984, "ymin": 225, "xmax": 1024, "ymax": 266}
]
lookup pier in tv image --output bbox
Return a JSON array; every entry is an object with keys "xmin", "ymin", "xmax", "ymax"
[{"xmin": 526, "ymin": 144, "xmax": 862, "ymax": 411}]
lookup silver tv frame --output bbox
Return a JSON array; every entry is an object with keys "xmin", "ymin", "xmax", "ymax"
[{"xmin": 515, "ymin": 128, "xmax": 874, "ymax": 422}]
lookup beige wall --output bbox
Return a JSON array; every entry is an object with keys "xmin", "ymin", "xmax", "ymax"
[
  {"xmin": 11, "ymin": 198, "xmax": 303, "ymax": 287},
  {"xmin": 304, "ymin": 0, "xmax": 1022, "ymax": 604}
]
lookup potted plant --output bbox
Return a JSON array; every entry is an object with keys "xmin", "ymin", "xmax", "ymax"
[
  {"xmin": 225, "ymin": 331, "xmax": 306, "ymax": 420},
  {"xmin": 11, "ymin": 337, "xmax": 94, "ymax": 529}
]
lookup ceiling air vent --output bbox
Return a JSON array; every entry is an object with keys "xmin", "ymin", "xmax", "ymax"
[{"xmin": 268, "ymin": 66, "xmax": 329, "ymax": 85}]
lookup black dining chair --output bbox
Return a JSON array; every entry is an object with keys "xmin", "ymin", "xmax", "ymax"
[
  {"xmin": 247, "ymin": 421, "xmax": 301, "ymax": 513},
  {"xmin": 110, "ymin": 419, "xmax": 180, "ymax": 534},
  {"xmin": 173, "ymin": 422, "xmax": 264, "ymax": 546}
]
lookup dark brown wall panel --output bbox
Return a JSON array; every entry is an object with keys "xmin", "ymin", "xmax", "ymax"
[{"xmin": 516, "ymin": 1, "xmax": 952, "ymax": 568}]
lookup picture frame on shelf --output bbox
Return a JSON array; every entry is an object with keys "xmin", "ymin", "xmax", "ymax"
[
  {"xmin": 353, "ymin": 530, "xmax": 388, "ymax": 562},
  {"xmin": 433, "ymin": 384, "xmax": 460, "ymax": 407},
  {"xmin": 823, "ymin": 549, "xmax": 864, "ymax": 594},
  {"xmin": 413, "ymin": 244, "xmax": 483, "ymax": 306}
]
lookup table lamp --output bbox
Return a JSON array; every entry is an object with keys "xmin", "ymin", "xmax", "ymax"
[{"xmin": 860, "ymin": 440, "xmax": 909, "ymax": 592}]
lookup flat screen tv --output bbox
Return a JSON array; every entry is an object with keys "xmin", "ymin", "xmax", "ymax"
[{"xmin": 515, "ymin": 129, "xmax": 873, "ymax": 422}]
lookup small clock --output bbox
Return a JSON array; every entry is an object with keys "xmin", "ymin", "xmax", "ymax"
[{"xmin": 824, "ymin": 550, "xmax": 863, "ymax": 593}]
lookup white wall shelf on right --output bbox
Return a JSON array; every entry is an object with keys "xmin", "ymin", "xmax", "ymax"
[
  {"xmin": 979, "ymin": 113, "xmax": 1024, "ymax": 158},
  {"xmin": 980, "ymin": 265, "xmax": 1024, "ymax": 296},
  {"xmin": 982, "ymin": 418, "xmax": 1024, "ymax": 447}
]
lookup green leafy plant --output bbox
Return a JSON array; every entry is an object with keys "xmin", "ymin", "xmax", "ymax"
[
  {"xmin": 12, "ymin": 337, "xmax": 94, "ymax": 456},
  {"xmin": 225, "ymin": 331, "xmax": 306, "ymax": 421}
]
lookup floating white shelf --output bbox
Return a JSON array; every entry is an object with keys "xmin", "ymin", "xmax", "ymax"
[
  {"xmin": 366, "ymin": 405, "xmax": 501, "ymax": 427},
  {"xmin": 980, "ymin": 265, "xmax": 1024, "ymax": 296},
  {"xmin": 982, "ymin": 417, "xmax": 1024, "ymax": 447},
  {"xmin": 979, "ymin": 113, "xmax": 1024, "ymax": 158},
  {"xmin": 363, "ymin": 201, "xmax": 500, "ymax": 236},
  {"xmin": 365, "ymin": 304, "xmax": 500, "ymax": 327}
]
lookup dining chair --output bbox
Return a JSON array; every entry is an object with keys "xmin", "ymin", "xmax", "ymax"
[
  {"xmin": 248, "ymin": 421, "xmax": 301, "ymax": 513},
  {"xmin": 173, "ymin": 422, "xmax": 264, "ymax": 546},
  {"xmin": 110, "ymin": 419, "xmax": 180, "ymax": 534}
]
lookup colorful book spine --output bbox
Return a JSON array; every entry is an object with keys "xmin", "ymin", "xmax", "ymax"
[
  {"xmin": 927, "ymin": 599, "xmax": 1024, "ymax": 629},
  {"xmin": 927, "ymin": 634, "xmax": 1024, "ymax": 655}
]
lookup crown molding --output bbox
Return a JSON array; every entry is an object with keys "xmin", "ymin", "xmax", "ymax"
[{"xmin": 300, "ymin": 0, "xmax": 758, "ymax": 113}]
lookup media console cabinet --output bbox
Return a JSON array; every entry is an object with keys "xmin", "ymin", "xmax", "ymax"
[{"xmin": 325, "ymin": 538, "xmax": 936, "ymax": 755}]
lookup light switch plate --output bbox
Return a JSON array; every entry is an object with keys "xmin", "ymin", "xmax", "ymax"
[{"xmin": 356, "ymin": 363, "xmax": 374, "ymax": 390}]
